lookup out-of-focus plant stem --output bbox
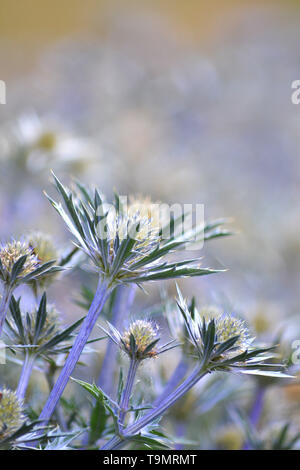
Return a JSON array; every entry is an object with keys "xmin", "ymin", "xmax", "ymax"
[
  {"xmin": 16, "ymin": 351, "xmax": 35, "ymax": 401},
  {"xmin": 101, "ymin": 366, "xmax": 207, "ymax": 450},
  {"xmin": 153, "ymin": 359, "xmax": 189, "ymax": 406},
  {"xmin": 0, "ymin": 286, "xmax": 12, "ymax": 336},
  {"xmin": 249, "ymin": 385, "xmax": 265, "ymax": 427},
  {"xmin": 39, "ymin": 279, "xmax": 111, "ymax": 424},
  {"xmin": 119, "ymin": 358, "xmax": 139, "ymax": 425},
  {"xmin": 243, "ymin": 385, "xmax": 266, "ymax": 450},
  {"xmin": 97, "ymin": 285, "xmax": 136, "ymax": 395}
]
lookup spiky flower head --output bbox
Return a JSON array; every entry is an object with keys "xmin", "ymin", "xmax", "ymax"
[
  {"xmin": 105, "ymin": 202, "xmax": 161, "ymax": 262},
  {"xmin": 0, "ymin": 240, "xmax": 40, "ymax": 284},
  {"xmin": 0, "ymin": 238, "xmax": 61, "ymax": 290},
  {"xmin": 214, "ymin": 315, "xmax": 252, "ymax": 355},
  {"xmin": 0, "ymin": 388, "xmax": 24, "ymax": 441},
  {"xmin": 176, "ymin": 288, "xmax": 291, "ymax": 378},
  {"xmin": 46, "ymin": 173, "xmax": 230, "ymax": 288},
  {"xmin": 166, "ymin": 299, "xmax": 224, "ymax": 358},
  {"xmin": 102, "ymin": 319, "xmax": 178, "ymax": 362},
  {"xmin": 121, "ymin": 320, "xmax": 159, "ymax": 360}
]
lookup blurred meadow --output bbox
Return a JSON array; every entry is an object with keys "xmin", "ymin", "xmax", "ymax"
[{"xmin": 1, "ymin": 0, "xmax": 300, "ymax": 449}]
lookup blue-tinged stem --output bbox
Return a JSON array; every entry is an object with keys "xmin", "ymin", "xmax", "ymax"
[
  {"xmin": 101, "ymin": 366, "xmax": 207, "ymax": 450},
  {"xmin": 97, "ymin": 285, "xmax": 136, "ymax": 395},
  {"xmin": 16, "ymin": 352, "xmax": 35, "ymax": 401},
  {"xmin": 39, "ymin": 279, "xmax": 111, "ymax": 423},
  {"xmin": 249, "ymin": 386, "xmax": 265, "ymax": 427},
  {"xmin": 0, "ymin": 286, "xmax": 12, "ymax": 336},
  {"xmin": 153, "ymin": 359, "xmax": 189, "ymax": 407},
  {"xmin": 243, "ymin": 385, "xmax": 265, "ymax": 450},
  {"xmin": 119, "ymin": 359, "xmax": 139, "ymax": 426}
]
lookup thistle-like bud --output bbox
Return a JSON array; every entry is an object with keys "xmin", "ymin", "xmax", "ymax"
[
  {"xmin": 103, "ymin": 318, "xmax": 177, "ymax": 363},
  {"xmin": 0, "ymin": 388, "xmax": 24, "ymax": 441},
  {"xmin": 176, "ymin": 288, "xmax": 290, "ymax": 378},
  {"xmin": 121, "ymin": 320, "xmax": 159, "ymax": 360},
  {"xmin": 214, "ymin": 315, "xmax": 253, "ymax": 356},
  {"xmin": 0, "ymin": 240, "xmax": 40, "ymax": 284}
]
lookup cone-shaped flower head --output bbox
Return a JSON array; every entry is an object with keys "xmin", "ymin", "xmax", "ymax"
[
  {"xmin": 176, "ymin": 288, "xmax": 292, "ymax": 378},
  {"xmin": 102, "ymin": 319, "xmax": 178, "ymax": 362},
  {"xmin": 214, "ymin": 315, "xmax": 252, "ymax": 355},
  {"xmin": 121, "ymin": 320, "xmax": 159, "ymax": 360},
  {"xmin": 0, "ymin": 388, "xmax": 24, "ymax": 441}
]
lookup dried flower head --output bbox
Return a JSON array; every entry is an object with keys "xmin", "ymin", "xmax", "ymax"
[
  {"xmin": 0, "ymin": 388, "xmax": 24, "ymax": 441},
  {"xmin": 0, "ymin": 241, "xmax": 39, "ymax": 283}
]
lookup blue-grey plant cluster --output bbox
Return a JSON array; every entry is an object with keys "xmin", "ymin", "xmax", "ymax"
[
  {"xmin": 0, "ymin": 172, "xmax": 295, "ymax": 450},
  {"xmin": 1, "ymin": 7, "xmax": 300, "ymax": 449}
]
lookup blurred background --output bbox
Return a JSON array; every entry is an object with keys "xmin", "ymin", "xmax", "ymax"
[{"xmin": 1, "ymin": 0, "xmax": 300, "ymax": 449}]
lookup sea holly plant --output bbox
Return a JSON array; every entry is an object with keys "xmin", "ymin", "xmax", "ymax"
[
  {"xmin": 0, "ymin": 172, "xmax": 294, "ymax": 450},
  {"xmin": 38, "ymin": 172, "xmax": 231, "ymax": 425},
  {"xmin": 3, "ymin": 294, "xmax": 85, "ymax": 402},
  {"xmin": 0, "ymin": 240, "xmax": 62, "ymax": 335},
  {"xmin": 100, "ymin": 319, "xmax": 179, "ymax": 427},
  {"xmin": 96, "ymin": 290, "xmax": 292, "ymax": 450}
]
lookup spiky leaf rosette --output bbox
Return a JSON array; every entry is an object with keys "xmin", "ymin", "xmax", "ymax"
[
  {"xmin": 176, "ymin": 288, "xmax": 293, "ymax": 378},
  {"xmin": 4, "ymin": 294, "xmax": 84, "ymax": 358},
  {"xmin": 45, "ymin": 173, "xmax": 231, "ymax": 288}
]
